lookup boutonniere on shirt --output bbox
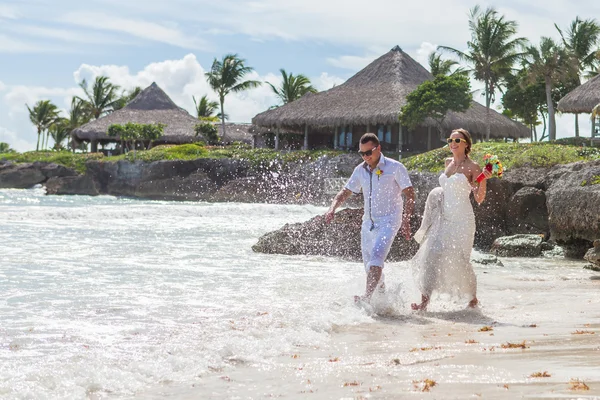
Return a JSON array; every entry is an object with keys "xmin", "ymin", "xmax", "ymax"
[{"xmin": 375, "ymin": 168, "xmax": 384, "ymax": 180}]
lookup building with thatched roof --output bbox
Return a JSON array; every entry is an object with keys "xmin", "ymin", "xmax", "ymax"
[
  {"xmin": 72, "ymin": 82, "xmax": 202, "ymax": 152},
  {"xmin": 252, "ymin": 46, "xmax": 529, "ymax": 153},
  {"xmin": 557, "ymin": 74, "xmax": 600, "ymax": 137}
]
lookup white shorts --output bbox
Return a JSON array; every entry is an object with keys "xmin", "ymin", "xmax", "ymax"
[{"xmin": 361, "ymin": 219, "xmax": 401, "ymax": 273}]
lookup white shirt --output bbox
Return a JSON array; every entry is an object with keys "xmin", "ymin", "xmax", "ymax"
[{"xmin": 345, "ymin": 155, "xmax": 412, "ymax": 225}]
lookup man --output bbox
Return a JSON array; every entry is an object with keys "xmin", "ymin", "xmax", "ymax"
[{"xmin": 325, "ymin": 133, "xmax": 415, "ymax": 303}]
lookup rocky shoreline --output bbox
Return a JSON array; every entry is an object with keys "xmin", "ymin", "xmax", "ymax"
[{"xmin": 1, "ymin": 155, "xmax": 599, "ymax": 267}]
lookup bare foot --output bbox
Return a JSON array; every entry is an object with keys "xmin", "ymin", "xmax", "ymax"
[
  {"xmin": 354, "ymin": 295, "xmax": 367, "ymax": 303},
  {"xmin": 468, "ymin": 297, "xmax": 479, "ymax": 308},
  {"xmin": 411, "ymin": 295, "xmax": 429, "ymax": 311}
]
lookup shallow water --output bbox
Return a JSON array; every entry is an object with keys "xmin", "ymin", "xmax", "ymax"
[{"xmin": 1, "ymin": 187, "xmax": 599, "ymax": 399}]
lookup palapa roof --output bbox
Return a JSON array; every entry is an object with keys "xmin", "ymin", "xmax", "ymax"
[
  {"xmin": 557, "ymin": 74, "xmax": 600, "ymax": 113},
  {"xmin": 218, "ymin": 123, "xmax": 259, "ymax": 144},
  {"xmin": 253, "ymin": 46, "xmax": 529, "ymax": 138},
  {"xmin": 72, "ymin": 82, "xmax": 200, "ymax": 143}
]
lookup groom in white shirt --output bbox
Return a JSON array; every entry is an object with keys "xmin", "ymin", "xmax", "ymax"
[{"xmin": 325, "ymin": 133, "xmax": 415, "ymax": 303}]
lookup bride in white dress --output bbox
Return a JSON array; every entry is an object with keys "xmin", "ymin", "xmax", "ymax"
[{"xmin": 410, "ymin": 128, "xmax": 492, "ymax": 311}]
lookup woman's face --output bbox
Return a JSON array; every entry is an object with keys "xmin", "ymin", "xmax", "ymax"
[{"xmin": 448, "ymin": 132, "xmax": 467, "ymax": 155}]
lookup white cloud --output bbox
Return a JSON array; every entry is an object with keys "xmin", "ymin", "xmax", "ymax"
[
  {"xmin": 4, "ymin": 86, "xmax": 81, "ymax": 116},
  {"xmin": 0, "ymin": 34, "xmax": 67, "ymax": 53},
  {"xmin": 0, "ymin": 5, "xmax": 19, "ymax": 19},
  {"xmin": 415, "ymin": 42, "xmax": 437, "ymax": 71},
  {"xmin": 0, "ymin": 126, "xmax": 31, "ymax": 152},
  {"xmin": 314, "ymin": 73, "xmax": 345, "ymax": 91},
  {"xmin": 71, "ymin": 54, "xmax": 344, "ymax": 122},
  {"xmin": 6, "ymin": 25, "xmax": 134, "ymax": 46},
  {"xmin": 326, "ymin": 54, "xmax": 377, "ymax": 71},
  {"xmin": 61, "ymin": 11, "xmax": 212, "ymax": 50},
  {"xmin": 0, "ymin": 81, "xmax": 6, "ymax": 92}
]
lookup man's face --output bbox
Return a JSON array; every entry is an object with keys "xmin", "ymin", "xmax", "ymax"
[{"xmin": 358, "ymin": 141, "xmax": 380, "ymax": 164}]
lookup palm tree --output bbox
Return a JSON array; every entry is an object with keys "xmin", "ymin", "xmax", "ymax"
[
  {"xmin": 49, "ymin": 118, "xmax": 71, "ymax": 150},
  {"xmin": 113, "ymin": 86, "xmax": 143, "ymax": 111},
  {"xmin": 205, "ymin": 54, "xmax": 262, "ymax": 138},
  {"xmin": 428, "ymin": 52, "xmax": 463, "ymax": 77},
  {"xmin": 267, "ymin": 69, "xmax": 317, "ymax": 105},
  {"xmin": 193, "ymin": 95, "xmax": 220, "ymax": 121},
  {"xmin": 65, "ymin": 98, "xmax": 91, "ymax": 151},
  {"xmin": 26, "ymin": 100, "xmax": 60, "ymax": 151},
  {"xmin": 524, "ymin": 37, "xmax": 572, "ymax": 141},
  {"xmin": 555, "ymin": 17, "xmax": 600, "ymax": 137},
  {"xmin": 77, "ymin": 76, "xmax": 121, "ymax": 119},
  {"xmin": 438, "ymin": 5, "xmax": 527, "ymax": 140}
]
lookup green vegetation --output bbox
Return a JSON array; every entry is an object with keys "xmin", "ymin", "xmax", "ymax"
[
  {"xmin": 0, "ymin": 151, "xmax": 104, "ymax": 173},
  {"xmin": 2, "ymin": 142, "xmax": 599, "ymax": 176},
  {"xmin": 101, "ymin": 143, "xmax": 341, "ymax": 168},
  {"xmin": 581, "ymin": 175, "xmax": 600, "ymax": 186},
  {"xmin": 400, "ymin": 74, "xmax": 471, "ymax": 135},
  {"xmin": 402, "ymin": 141, "xmax": 600, "ymax": 172},
  {"xmin": 194, "ymin": 122, "xmax": 219, "ymax": 144}
]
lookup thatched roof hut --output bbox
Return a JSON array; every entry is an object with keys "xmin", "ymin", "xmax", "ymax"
[
  {"xmin": 218, "ymin": 123, "xmax": 259, "ymax": 144},
  {"xmin": 557, "ymin": 74, "xmax": 600, "ymax": 114},
  {"xmin": 72, "ymin": 82, "xmax": 200, "ymax": 151},
  {"xmin": 253, "ymin": 46, "xmax": 529, "ymax": 151}
]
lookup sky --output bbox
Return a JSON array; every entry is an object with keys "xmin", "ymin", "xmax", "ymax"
[{"xmin": 1, "ymin": 0, "xmax": 599, "ymax": 151}]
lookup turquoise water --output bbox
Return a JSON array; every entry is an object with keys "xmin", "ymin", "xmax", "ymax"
[{"xmin": 1, "ymin": 187, "xmax": 599, "ymax": 399}]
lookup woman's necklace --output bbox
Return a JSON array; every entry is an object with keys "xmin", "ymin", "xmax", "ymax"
[{"xmin": 452, "ymin": 157, "xmax": 466, "ymax": 175}]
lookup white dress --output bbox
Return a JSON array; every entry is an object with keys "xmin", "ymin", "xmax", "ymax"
[{"xmin": 411, "ymin": 172, "xmax": 477, "ymax": 299}]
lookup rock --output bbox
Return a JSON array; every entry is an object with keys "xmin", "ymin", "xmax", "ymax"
[
  {"xmin": 594, "ymin": 239, "xmax": 600, "ymax": 249},
  {"xmin": 0, "ymin": 163, "xmax": 46, "ymax": 188},
  {"xmin": 471, "ymin": 253, "xmax": 504, "ymax": 266},
  {"xmin": 542, "ymin": 245, "xmax": 565, "ymax": 259},
  {"xmin": 45, "ymin": 175, "xmax": 100, "ymax": 196},
  {"xmin": 584, "ymin": 264, "xmax": 600, "ymax": 272},
  {"xmin": 472, "ymin": 178, "xmax": 513, "ymax": 248},
  {"xmin": 503, "ymin": 166, "xmax": 551, "ymax": 190},
  {"xmin": 545, "ymin": 160, "xmax": 600, "ymax": 243},
  {"xmin": 36, "ymin": 162, "xmax": 78, "ymax": 179},
  {"xmin": 490, "ymin": 234, "xmax": 544, "ymax": 257},
  {"xmin": 252, "ymin": 208, "xmax": 418, "ymax": 261},
  {"xmin": 135, "ymin": 171, "xmax": 216, "ymax": 201},
  {"xmin": 583, "ymin": 245, "xmax": 600, "ymax": 266},
  {"xmin": 506, "ymin": 187, "xmax": 549, "ymax": 237}
]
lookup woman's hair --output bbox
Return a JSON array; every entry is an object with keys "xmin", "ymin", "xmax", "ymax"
[{"xmin": 452, "ymin": 128, "xmax": 472, "ymax": 156}]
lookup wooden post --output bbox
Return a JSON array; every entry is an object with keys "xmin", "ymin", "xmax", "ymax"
[
  {"xmin": 366, "ymin": 124, "xmax": 370, "ymax": 134},
  {"xmin": 334, "ymin": 126, "xmax": 338, "ymax": 149},
  {"xmin": 592, "ymin": 116, "xmax": 597, "ymax": 138},
  {"xmin": 348, "ymin": 125, "xmax": 353, "ymax": 148},
  {"xmin": 398, "ymin": 123, "xmax": 403, "ymax": 156},
  {"xmin": 275, "ymin": 127, "xmax": 280, "ymax": 150},
  {"xmin": 303, "ymin": 124, "xmax": 308, "ymax": 150},
  {"xmin": 91, "ymin": 140, "xmax": 98, "ymax": 153},
  {"xmin": 427, "ymin": 126, "xmax": 432, "ymax": 150}
]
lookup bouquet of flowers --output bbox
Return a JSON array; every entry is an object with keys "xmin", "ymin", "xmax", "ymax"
[{"xmin": 477, "ymin": 154, "xmax": 503, "ymax": 183}]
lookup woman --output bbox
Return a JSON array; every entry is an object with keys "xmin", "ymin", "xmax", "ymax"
[{"xmin": 410, "ymin": 128, "xmax": 492, "ymax": 311}]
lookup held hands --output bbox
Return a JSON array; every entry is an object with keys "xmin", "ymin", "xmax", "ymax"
[
  {"xmin": 400, "ymin": 220, "xmax": 411, "ymax": 240},
  {"xmin": 324, "ymin": 210, "xmax": 335, "ymax": 224}
]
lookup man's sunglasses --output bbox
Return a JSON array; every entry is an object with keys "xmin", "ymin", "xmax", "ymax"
[
  {"xmin": 358, "ymin": 146, "xmax": 378, "ymax": 157},
  {"xmin": 447, "ymin": 138, "xmax": 467, "ymax": 144}
]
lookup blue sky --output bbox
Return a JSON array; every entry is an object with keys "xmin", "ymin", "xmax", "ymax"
[{"xmin": 1, "ymin": 0, "xmax": 599, "ymax": 151}]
